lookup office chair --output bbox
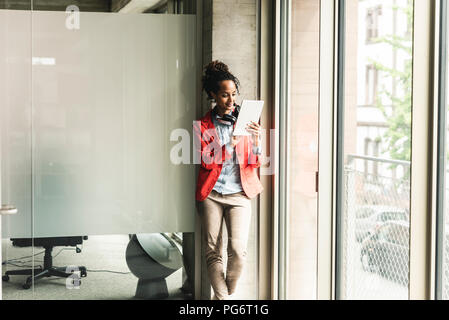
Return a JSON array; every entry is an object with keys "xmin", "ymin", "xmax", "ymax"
[{"xmin": 2, "ymin": 236, "xmax": 88, "ymax": 289}]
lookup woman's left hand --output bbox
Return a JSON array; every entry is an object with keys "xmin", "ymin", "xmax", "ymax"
[{"xmin": 246, "ymin": 121, "xmax": 261, "ymax": 146}]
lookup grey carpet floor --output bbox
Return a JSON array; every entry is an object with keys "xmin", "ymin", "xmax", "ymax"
[{"xmin": 1, "ymin": 235, "xmax": 190, "ymax": 300}]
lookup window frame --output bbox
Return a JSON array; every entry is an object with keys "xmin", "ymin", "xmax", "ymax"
[
  {"xmin": 317, "ymin": 0, "xmax": 337, "ymax": 300},
  {"xmin": 333, "ymin": 0, "xmax": 436, "ymax": 300},
  {"xmin": 276, "ymin": 0, "xmax": 438, "ymax": 301},
  {"xmin": 434, "ymin": 0, "xmax": 447, "ymax": 300},
  {"xmin": 276, "ymin": 0, "xmax": 291, "ymax": 300},
  {"xmin": 408, "ymin": 0, "xmax": 435, "ymax": 300}
]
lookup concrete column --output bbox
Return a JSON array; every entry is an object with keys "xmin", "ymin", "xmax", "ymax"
[{"xmin": 202, "ymin": 0, "xmax": 258, "ymax": 112}]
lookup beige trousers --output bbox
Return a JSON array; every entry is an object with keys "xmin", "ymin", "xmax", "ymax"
[{"xmin": 196, "ymin": 190, "xmax": 252, "ymax": 300}]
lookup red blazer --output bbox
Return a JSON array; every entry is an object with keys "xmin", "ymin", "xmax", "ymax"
[{"xmin": 194, "ymin": 110, "xmax": 264, "ymax": 201}]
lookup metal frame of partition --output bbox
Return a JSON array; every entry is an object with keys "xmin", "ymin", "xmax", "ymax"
[{"xmin": 30, "ymin": 0, "xmax": 36, "ymax": 294}]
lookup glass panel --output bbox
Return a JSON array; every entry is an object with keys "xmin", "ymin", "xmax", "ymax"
[
  {"xmin": 2, "ymin": 1, "xmax": 197, "ymax": 299},
  {"xmin": 338, "ymin": 0, "xmax": 413, "ymax": 300},
  {"xmin": 1, "ymin": 5, "xmax": 34, "ymax": 299},
  {"xmin": 31, "ymin": 11, "xmax": 196, "ymax": 237},
  {"xmin": 287, "ymin": 0, "xmax": 320, "ymax": 299}
]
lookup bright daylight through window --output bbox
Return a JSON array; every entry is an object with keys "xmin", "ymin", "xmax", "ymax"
[{"xmin": 339, "ymin": 0, "xmax": 413, "ymax": 300}]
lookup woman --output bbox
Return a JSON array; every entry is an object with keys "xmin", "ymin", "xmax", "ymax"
[{"xmin": 194, "ymin": 61, "xmax": 263, "ymax": 300}]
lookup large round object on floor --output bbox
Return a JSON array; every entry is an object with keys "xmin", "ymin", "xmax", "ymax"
[{"xmin": 125, "ymin": 233, "xmax": 183, "ymax": 299}]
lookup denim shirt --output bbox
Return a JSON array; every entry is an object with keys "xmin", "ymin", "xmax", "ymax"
[{"xmin": 212, "ymin": 115, "xmax": 262, "ymax": 195}]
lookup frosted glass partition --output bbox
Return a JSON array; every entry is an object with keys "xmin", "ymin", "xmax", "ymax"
[
  {"xmin": 0, "ymin": 10, "xmax": 33, "ymax": 238},
  {"xmin": 1, "ymin": 10, "xmax": 197, "ymax": 237}
]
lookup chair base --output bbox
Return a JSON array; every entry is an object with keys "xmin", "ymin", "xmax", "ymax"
[{"xmin": 3, "ymin": 266, "xmax": 87, "ymax": 289}]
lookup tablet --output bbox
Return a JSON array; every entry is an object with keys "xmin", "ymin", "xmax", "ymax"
[{"xmin": 233, "ymin": 100, "xmax": 264, "ymax": 136}]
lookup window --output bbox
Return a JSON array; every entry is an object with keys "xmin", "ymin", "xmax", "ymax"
[
  {"xmin": 280, "ymin": 0, "xmax": 321, "ymax": 299},
  {"xmin": 337, "ymin": 0, "xmax": 413, "ymax": 300},
  {"xmin": 365, "ymin": 64, "xmax": 379, "ymax": 105},
  {"xmin": 366, "ymin": 5, "xmax": 382, "ymax": 43}
]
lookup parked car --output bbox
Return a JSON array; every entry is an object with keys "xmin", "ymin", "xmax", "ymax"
[
  {"xmin": 360, "ymin": 221, "xmax": 409, "ymax": 286},
  {"xmin": 355, "ymin": 205, "xmax": 409, "ymax": 242}
]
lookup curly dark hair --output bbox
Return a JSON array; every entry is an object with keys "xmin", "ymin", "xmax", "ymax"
[{"xmin": 202, "ymin": 60, "xmax": 240, "ymax": 100}]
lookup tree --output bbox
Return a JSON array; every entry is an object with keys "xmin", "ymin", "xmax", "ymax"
[{"xmin": 369, "ymin": 0, "xmax": 413, "ymax": 163}]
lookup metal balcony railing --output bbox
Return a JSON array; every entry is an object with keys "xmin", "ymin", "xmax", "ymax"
[{"xmin": 341, "ymin": 154, "xmax": 410, "ymax": 299}]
